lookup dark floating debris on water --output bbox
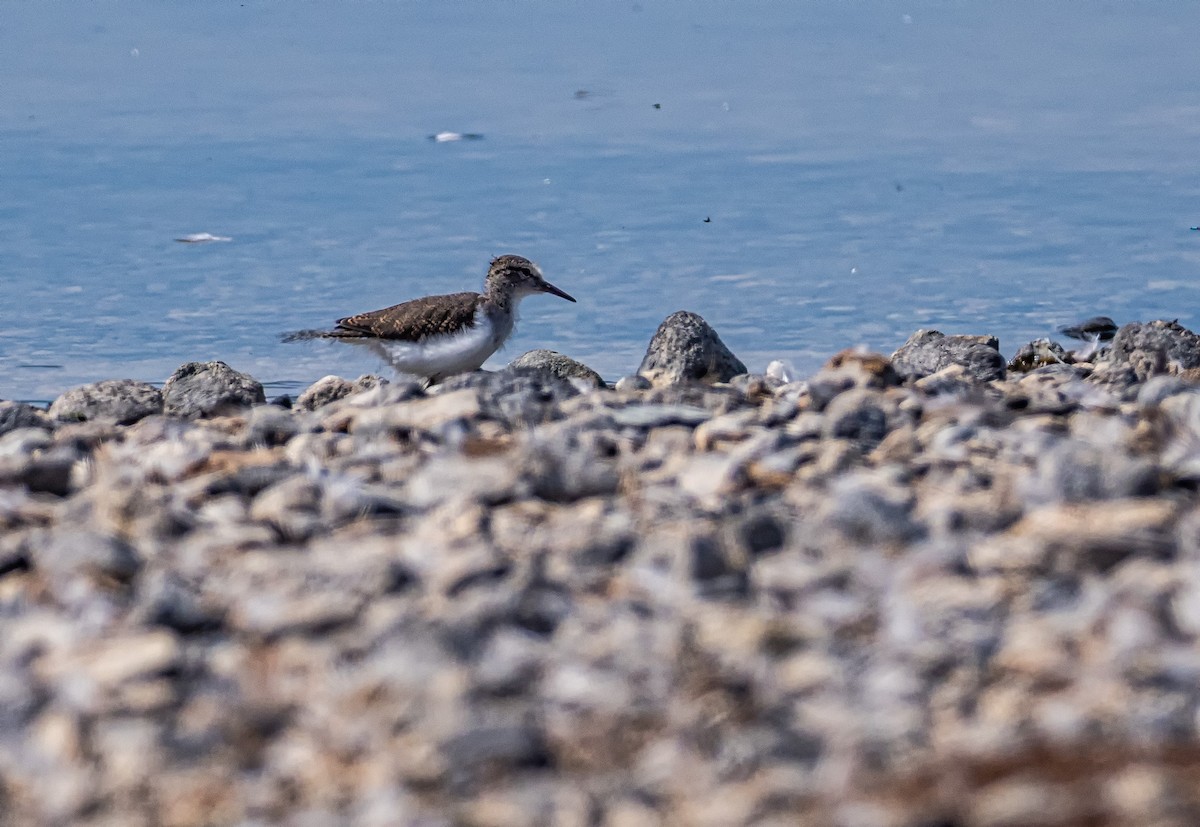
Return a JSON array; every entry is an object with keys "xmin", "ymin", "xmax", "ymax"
[
  {"xmin": 429, "ymin": 131, "xmax": 485, "ymax": 142},
  {"xmin": 175, "ymin": 233, "xmax": 232, "ymax": 243}
]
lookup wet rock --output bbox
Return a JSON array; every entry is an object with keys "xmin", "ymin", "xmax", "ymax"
[
  {"xmin": 891, "ymin": 329, "xmax": 1006, "ymax": 383},
  {"xmin": 41, "ymin": 630, "xmax": 181, "ymax": 694},
  {"xmin": 688, "ymin": 533, "xmax": 749, "ymax": 599},
  {"xmin": 1105, "ymin": 319, "xmax": 1200, "ymax": 380},
  {"xmin": 162, "ymin": 361, "xmax": 266, "ymax": 418},
  {"xmin": 49, "ymin": 379, "xmax": 163, "ymax": 425},
  {"xmin": 637, "ymin": 310, "xmax": 747, "ymax": 386},
  {"xmin": 725, "ymin": 509, "xmax": 788, "ymax": 558},
  {"xmin": 507, "ymin": 350, "xmax": 605, "ymax": 388}
]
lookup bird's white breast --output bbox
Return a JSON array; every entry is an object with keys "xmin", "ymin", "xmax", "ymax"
[{"xmin": 361, "ymin": 309, "xmax": 510, "ymax": 379}]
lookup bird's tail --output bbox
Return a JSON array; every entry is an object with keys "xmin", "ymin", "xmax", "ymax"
[{"xmin": 281, "ymin": 329, "xmax": 337, "ymax": 343}]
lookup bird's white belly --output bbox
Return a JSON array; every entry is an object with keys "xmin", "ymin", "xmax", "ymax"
[{"xmin": 357, "ymin": 314, "xmax": 505, "ymax": 379}]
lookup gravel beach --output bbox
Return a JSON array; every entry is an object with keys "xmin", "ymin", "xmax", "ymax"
[{"xmin": 4, "ymin": 313, "xmax": 1200, "ymax": 826}]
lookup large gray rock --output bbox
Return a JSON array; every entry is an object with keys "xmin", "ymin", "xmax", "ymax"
[
  {"xmin": 1103, "ymin": 320, "xmax": 1200, "ymax": 380},
  {"xmin": 891, "ymin": 329, "xmax": 1006, "ymax": 383},
  {"xmin": 162, "ymin": 361, "xmax": 265, "ymax": 418},
  {"xmin": 637, "ymin": 311, "xmax": 747, "ymax": 386},
  {"xmin": 49, "ymin": 379, "xmax": 162, "ymax": 425},
  {"xmin": 506, "ymin": 350, "xmax": 605, "ymax": 389}
]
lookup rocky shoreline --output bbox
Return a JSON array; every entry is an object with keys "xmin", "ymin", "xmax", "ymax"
[{"xmin": 4, "ymin": 313, "xmax": 1200, "ymax": 825}]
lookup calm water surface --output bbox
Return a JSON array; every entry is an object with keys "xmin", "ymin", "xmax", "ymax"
[{"xmin": 3, "ymin": 3, "xmax": 1199, "ymax": 402}]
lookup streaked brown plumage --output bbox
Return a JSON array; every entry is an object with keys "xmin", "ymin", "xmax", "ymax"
[
  {"xmin": 283, "ymin": 254, "xmax": 576, "ymax": 383},
  {"xmin": 331, "ymin": 291, "xmax": 483, "ymax": 342}
]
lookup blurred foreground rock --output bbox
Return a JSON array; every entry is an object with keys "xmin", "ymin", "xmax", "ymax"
[{"xmin": 6, "ymin": 318, "xmax": 1200, "ymax": 825}]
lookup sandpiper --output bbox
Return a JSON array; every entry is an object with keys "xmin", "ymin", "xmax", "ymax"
[
  {"xmin": 1058, "ymin": 315, "xmax": 1118, "ymax": 360},
  {"xmin": 284, "ymin": 255, "xmax": 576, "ymax": 384}
]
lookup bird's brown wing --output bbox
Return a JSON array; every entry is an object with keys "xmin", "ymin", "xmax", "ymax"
[{"xmin": 334, "ymin": 292, "xmax": 482, "ymax": 341}]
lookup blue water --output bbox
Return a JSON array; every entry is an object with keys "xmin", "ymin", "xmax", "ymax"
[{"xmin": 4, "ymin": 3, "xmax": 1199, "ymax": 402}]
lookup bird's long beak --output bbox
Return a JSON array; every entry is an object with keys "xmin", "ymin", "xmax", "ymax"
[{"xmin": 540, "ymin": 281, "xmax": 576, "ymax": 303}]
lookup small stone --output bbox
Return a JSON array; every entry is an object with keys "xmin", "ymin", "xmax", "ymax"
[
  {"xmin": 615, "ymin": 374, "xmax": 652, "ymax": 392},
  {"xmin": 34, "ymin": 528, "xmax": 141, "ymax": 583},
  {"xmin": 727, "ymin": 509, "xmax": 788, "ymax": 558},
  {"xmin": 637, "ymin": 310, "xmax": 747, "ymax": 386},
  {"xmin": 821, "ymin": 471, "xmax": 922, "ymax": 544},
  {"xmin": 822, "ymin": 388, "xmax": 896, "ymax": 448},
  {"xmin": 296, "ymin": 375, "xmax": 357, "ymax": 411},
  {"xmin": 507, "ymin": 350, "xmax": 605, "ymax": 388},
  {"xmin": 824, "ymin": 348, "xmax": 900, "ymax": 386},
  {"xmin": 249, "ymin": 475, "xmax": 324, "ymax": 542},
  {"xmin": 328, "ymin": 388, "xmax": 482, "ymax": 435},
  {"xmin": 239, "ymin": 405, "xmax": 301, "ymax": 448},
  {"xmin": 0, "ymin": 402, "xmax": 53, "ymax": 436},
  {"xmin": 135, "ymin": 570, "xmax": 223, "ymax": 633},
  {"xmin": 49, "ymin": 379, "xmax": 163, "ymax": 425},
  {"xmin": 162, "ymin": 361, "xmax": 266, "ymax": 418},
  {"xmin": 473, "ymin": 628, "xmax": 545, "ymax": 696},
  {"xmin": 440, "ymin": 725, "xmax": 551, "ymax": 783}
]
